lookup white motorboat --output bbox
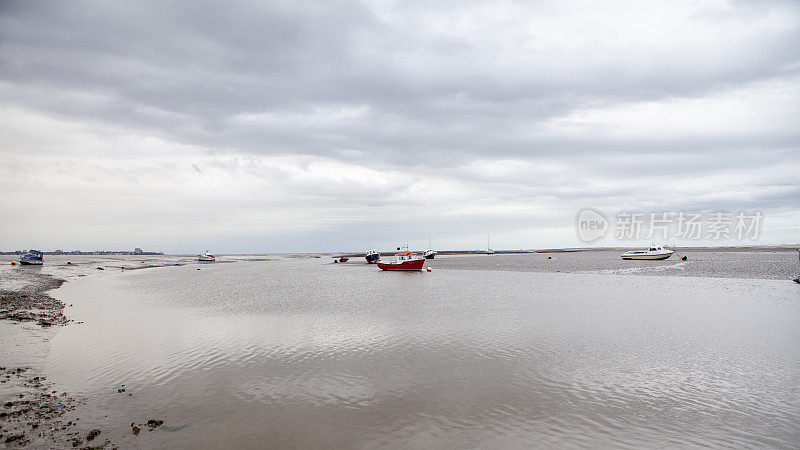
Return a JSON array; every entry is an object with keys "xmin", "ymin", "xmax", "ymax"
[
  {"xmin": 621, "ymin": 246, "xmax": 675, "ymax": 260},
  {"xmin": 197, "ymin": 250, "xmax": 215, "ymax": 262}
]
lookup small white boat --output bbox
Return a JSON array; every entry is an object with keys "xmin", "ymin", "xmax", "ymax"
[
  {"xmin": 621, "ymin": 246, "xmax": 675, "ymax": 260},
  {"xmin": 197, "ymin": 250, "xmax": 215, "ymax": 262}
]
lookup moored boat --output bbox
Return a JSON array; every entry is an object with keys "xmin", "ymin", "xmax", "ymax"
[
  {"xmin": 197, "ymin": 250, "xmax": 215, "ymax": 262},
  {"xmin": 424, "ymin": 237, "xmax": 436, "ymax": 259},
  {"xmin": 20, "ymin": 250, "xmax": 43, "ymax": 265},
  {"xmin": 377, "ymin": 246, "xmax": 425, "ymax": 271},
  {"xmin": 621, "ymin": 246, "xmax": 675, "ymax": 260},
  {"xmin": 365, "ymin": 249, "xmax": 380, "ymax": 263}
]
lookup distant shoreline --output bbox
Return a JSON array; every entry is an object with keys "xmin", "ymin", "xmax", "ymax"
[
  {"xmin": 2, "ymin": 244, "xmax": 797, "ymax": 258},
  {"xmin": 0, "ymin": 250, "xmax": 164, "ymax": 256},
  {"xmin": 331, "ymin": 245, "xmax": 799, "ymax": 258}
]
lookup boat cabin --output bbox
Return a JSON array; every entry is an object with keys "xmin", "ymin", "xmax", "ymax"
[{"xmin": 395, "ymin": 251, "xmax": 416, "ymax": 262}]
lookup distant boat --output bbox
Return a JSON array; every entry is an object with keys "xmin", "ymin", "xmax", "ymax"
[
  {"xmin": 197, "ymin": 250, "xmax": 215, "ymax": 262},
  {"xmin": 365, "ymin": 249, "xmax": 380, "ymax": 264},
  {"xmin": 20, "ymin": 250, "xmax": 43, "ymax": 265},
  {"xmin": 621, "ymin": 246, "xmax": 674, "ymax": 260},
  {"xmin": 339, "ymin": 256, "xmax": 349, "ymax": 263},
  {"xmin": 377, "ymin": 245, "xmax": 425, "ymax": 271},
  {"xmin": 486, "ymin": 234, "xmax": 494, "ymax": 255},
  {"xmin": 424, "ymin": 237, "xmax": 436, "ymax": 259}
]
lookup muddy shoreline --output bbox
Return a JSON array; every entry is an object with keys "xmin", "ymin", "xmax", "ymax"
[
  {"xmin": 0, "ymin": 270, "xmax": 69, "ymax": 327},
  {"xmin": 0, "ymin": 259, "xmax": 183, "ymax": 448},
  {"xmin": 0, "ymin": 267, "xmax": 119, "ymax": 448},
  {"xmin": 0, "ymin": 257, "xmax": 195, "ymax": 448},
  {"xmin": 0, "ymin": 365, "xmax": 116, "ymax": 449}
]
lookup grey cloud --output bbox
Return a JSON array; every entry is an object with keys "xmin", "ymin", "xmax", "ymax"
[{"xmin": 0, "ymin": 0, "xmax": 798, "ymax": 250}]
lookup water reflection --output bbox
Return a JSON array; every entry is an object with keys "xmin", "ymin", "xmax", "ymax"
[{"xmin": 47, "ymin": 257, "xmax": 800, "ymax": 448}]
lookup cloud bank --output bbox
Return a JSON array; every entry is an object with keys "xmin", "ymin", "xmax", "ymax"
[{"xmin": 1, "ymin": 0, "xmax": 798, "ymax": 252}]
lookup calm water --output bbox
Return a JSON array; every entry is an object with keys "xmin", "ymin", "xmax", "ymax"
[{"xmin": 33, "ymin": 255, "xmax": 800, "ymax": 447}]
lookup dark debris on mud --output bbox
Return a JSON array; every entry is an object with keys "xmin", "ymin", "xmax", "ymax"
[
  {"xmin": 0, "ymin": 367, "xmax": 116, "ymax": 449},
  {"xmin": 0, "ymin": 271, "xmax": 69, "ymax": 327}
]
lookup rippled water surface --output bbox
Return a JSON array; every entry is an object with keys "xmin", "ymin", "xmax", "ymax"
[{"xmin": 44, "ymin": 255, "xmax": 800, "ymax": 448}]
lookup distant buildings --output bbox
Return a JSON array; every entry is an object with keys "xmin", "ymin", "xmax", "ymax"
[{"xmin": 0, "ymin": 248, "xmax": 164, "ymax": 255}]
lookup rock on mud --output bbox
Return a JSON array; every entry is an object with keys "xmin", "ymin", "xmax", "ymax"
[{"xmin": 86, "ymin": 428, "xmax": 101, "ymax": 441}]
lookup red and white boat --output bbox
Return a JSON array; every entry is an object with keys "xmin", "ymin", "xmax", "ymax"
[{"xmin": 377, "ymin": 246, "xmax": 426, "ymax": 271}]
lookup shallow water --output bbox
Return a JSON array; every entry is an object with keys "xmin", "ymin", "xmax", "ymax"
[
  {"xmin": 432, "ymin": 250, "xmax": 799, "ymax": 280},
  {"xmin": 35, "ymin": 254, "xmax": 800, "ymax": 448}
]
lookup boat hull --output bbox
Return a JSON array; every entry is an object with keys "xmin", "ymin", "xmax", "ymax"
[
  {"xmin": 19, "ymin": 260, "xmax": 43, "ymax": 265},
  {"xmin": 424, "ymin": 253, "xmax": 435, "ymax": 260},
  {"xmin": 377, "ymin": 259, "xmax": 426, "ymax": 271},
  {"xmin": 365, "ymin": 253, "xmax": 380, "ymax": 263},
  {"xmin": 621, "ymin": 252, "xmax": 674, "ymax": 260}
]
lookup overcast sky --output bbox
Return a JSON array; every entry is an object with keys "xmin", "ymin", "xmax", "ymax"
[{"xmin": 1, "ymin": 0, "xmax": 798, "ymax": 253}]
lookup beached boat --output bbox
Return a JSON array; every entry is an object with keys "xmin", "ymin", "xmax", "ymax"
[
  {"xmin": 377, "ymin": 246, "xmax": 425, "ymax": 271},
  {"xmin": 365, "ymin": 249, "xmax": 380, "ymax": 264},
  {"xmin": 621, "ymin": 246, "xmax": 675, "ymax": 260},
  {"xmin": 423, "ymin": 237, "xmax": 436, "ymax": 259},
  {"xmin": 19, "ymin": 250, "xmax": 43, "ymax": 265},
  {"xmin": 197, "ymin": 251, "xmax": 215, "ymax": 262}
]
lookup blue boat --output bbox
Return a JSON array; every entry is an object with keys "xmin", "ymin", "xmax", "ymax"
[
  {"xmin": 424, "ymin": 237, "xmax": 436, "ymax": 259},
  {"xmin": 20, "ymin": 250, "xmax": 44, "ymax": 265},
  {"xmin": 365, "ymin": 249, "xmax": 380, "ymax": 264}
]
